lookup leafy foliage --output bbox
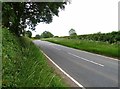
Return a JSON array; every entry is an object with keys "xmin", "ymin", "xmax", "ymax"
[
  {"xmin": 2, "ymin": 2, "xmax": 67, "ymax": 35},
  {"xmin": 41, "ymin": 31, "xmax": 54, "ymax": 38},
  {"xmin": 69, "ymin": 28, "xmax": 77, "ymax": 36},
  {"xmin": 62, "ymin": 31, "xmax": 120, "ymax": 44},
  {"xmin": 78, "ymin": 31, "xmax": 120, "ymax": 44},
  {"xmin": 69, "ymin": 28, "xmax": 77, "ymax": 39},
  {"xmin": 34, "ymin": 34, "xmax": 41, "ymax": 39},
  {"xmin": 2, "ymin": 28, "xmax": 68, "ymax": 87},
  {"xmin": 25, "ymin": 30, "xmax": 32, "ymax": 38}
]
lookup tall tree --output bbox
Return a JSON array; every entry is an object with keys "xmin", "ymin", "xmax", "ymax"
[{"xmin": 2, "ymin": 2, "xmax": 68, "ymax": 36}]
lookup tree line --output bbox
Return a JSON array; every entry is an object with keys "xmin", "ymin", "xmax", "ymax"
[
  {"xmin": 33, "ymin": 28, "xmax": 120, "ymax": 44},
  {"xmin": 24, "ymin": 30, "xmax": 54, "ymax": 39},
  {"xmin": 63, "ymin": 30, "xmax": 120, "ymax": 44},
  {"xmin": 34, "ymin": 31, "xmax": 54, "ymax": 39}
]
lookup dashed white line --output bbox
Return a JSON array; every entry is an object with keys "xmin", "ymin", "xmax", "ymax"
[
  {"xmin": 49, "ymin": 42, "xmax": 119, "ymax": 61},
  {"xmin": 41, "ymin": 51, "xmax": 85, "ymax": 89},
  {"xmin": 69, "ymin": 47, "xmax": 119, "ymax": 61},
  {"xmin": 68, "ymin": 52, "xmax": 104, "ymax": 67}
]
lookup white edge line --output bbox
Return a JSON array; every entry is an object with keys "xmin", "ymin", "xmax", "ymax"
[
  {"xmin": 41, "ymin": 50, "xmax": 85, "ymax": 89},
  {"xmin": 68, "ymin": 52, "xmax": 104, "ymax": 67}
]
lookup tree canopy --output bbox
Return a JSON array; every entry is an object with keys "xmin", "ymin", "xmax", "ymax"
[
  {"xmin": 2, "ymin": 2, "xmax": 67, "ymax": 36},
  {"xmin": 34, "ymin": 34, "xmax": 41, "ymax": 39},
  {"xmin": 69, "ymin": 28, "xmax": 77, "ymax": 36},
  {"xmin": 68, "ymin": 28, "xmax": 77, "ymax": 39},
  {"xmin": 25, "ymin": 30, "xmax": 32, "ymax": 38},
  {"xmin": 41, "ymin": 31, "xmax": 54, "ymax": 38}
]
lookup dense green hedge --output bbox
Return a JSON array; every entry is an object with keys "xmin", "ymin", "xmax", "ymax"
[
  {"xmin": 78, "ymin": 31, "xmax": 120, "ymax": 44},
  {"xmin": 61, "ymin": 31, "xmax": 120, "ymax": 44}
]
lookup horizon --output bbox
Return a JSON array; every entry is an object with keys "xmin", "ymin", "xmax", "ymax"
[{"xmin": 32, "ymin": 30, "xmax": 119, "ymax": 37}]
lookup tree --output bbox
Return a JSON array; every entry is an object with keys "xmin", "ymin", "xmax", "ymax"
[
  {"xmin": 69, "ymin": 28, "xmax": 77, "ymax": 39},
  {"xmin": 54, "ymin": 36, "xmax": 59, "ymax": 38},
  {"xmin": 25, "ymin": 30, "xmax": 32, "ymax": 38},
  {"xmin": 34, "ymin": 34, "xmax": 41, "ymax": 39},
  {"xmin": 69, "ymin": 28, "xmax": 77, "ymax": 36},
  {"xmin": 2, "ymin": 2, "xmax": 68, "ymax": 36},
  {"xmin": 41, "ymin": 31, "xmax": 54, "ymax": 38}
]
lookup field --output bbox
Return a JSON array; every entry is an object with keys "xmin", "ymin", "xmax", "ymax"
[
  {"xmin": 43, "ymin": 38, "xmax": 119, "ymax": 58},
  {"xmin": 2, "ymin": 28, "xmax": 67, "ymax": 87}
]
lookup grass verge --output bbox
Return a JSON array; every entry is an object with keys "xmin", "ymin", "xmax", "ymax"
[
  {"xmin": 2, "ymin": 28, "xmax": 68, "ymax": 87},
  {"xmin": 43, "ymin": 38, "xmax": 119, "ymax": 59}
]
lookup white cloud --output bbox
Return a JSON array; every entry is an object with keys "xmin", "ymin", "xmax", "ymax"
[{"xmin": 31, "ymin": 0, "xmax": 119, "ymax": 37}]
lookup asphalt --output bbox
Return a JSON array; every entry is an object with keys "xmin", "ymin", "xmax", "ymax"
[{"xmin": 33, "ymin": 40, "xmax": 118, "ymax": 88}]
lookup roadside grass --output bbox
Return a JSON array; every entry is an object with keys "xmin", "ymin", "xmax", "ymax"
[
  {"xmin": 2, "ymin": 28, "xmax": 68, "ymax": 87},
  {"xmin": 43, "ymin": 38, "xmax": 119, "ymax": 58}
]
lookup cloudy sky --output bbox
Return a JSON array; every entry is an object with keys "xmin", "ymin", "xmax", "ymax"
[{"xmin": 30, "ymin": 0, "xmax": 119, "ymax": 37}]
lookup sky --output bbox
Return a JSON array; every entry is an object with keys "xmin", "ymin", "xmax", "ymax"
[{"xmin": 29, "ymin": 0, "xmax": 119, "ymax": 37}]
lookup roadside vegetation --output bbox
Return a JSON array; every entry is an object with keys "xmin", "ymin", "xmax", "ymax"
[
  {"xmin": 63, "ymin": 31, "xmax": 120, "ymax": 44},
  {"xmin": 2, "ymin": 28, "xmax": 67, "ymax": 87},
  {"xmin": 43, "ymin": 38, "xmax": 119, "ymax": 58},
  {"xmin": 2, "ymin": 2, "xmax": 70, "ymax": 87}
]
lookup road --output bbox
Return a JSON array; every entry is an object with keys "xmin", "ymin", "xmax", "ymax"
[{"xmin": 33, "ymin": 40, "xmax": 118, "ymax": 88}]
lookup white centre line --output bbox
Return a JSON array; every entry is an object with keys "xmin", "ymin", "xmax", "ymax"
[{"xmin": 68, "ymin": 52, "xmax": 104, "ymax": 67}]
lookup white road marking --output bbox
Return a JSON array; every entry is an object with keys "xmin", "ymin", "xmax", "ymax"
[
  {"xmin": 36, "ymin": 41, "xmax": 118, "ymax": 62},
  {"xmin": 68, "ymin": 52, "xmax": 104, "ymax": 67},
  {"xmin": 48, "ymin": 42, "xmax": 119, "ymax": 61},
  {"xmin": 69, "ymin": 47, "xmax": 119, "ymax": 61},
  {"xmin": 41, "ymin": 51, "xmax": 85, "ymax": 89}
]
